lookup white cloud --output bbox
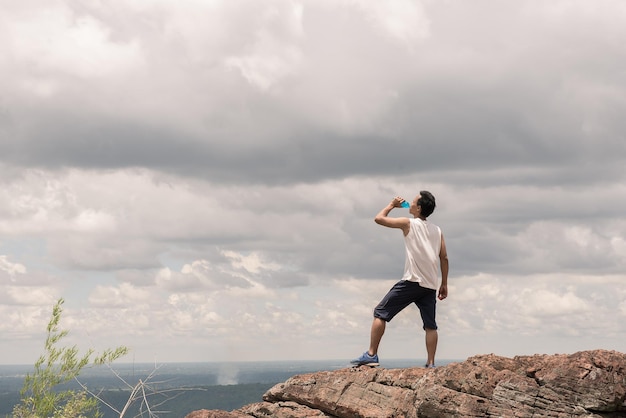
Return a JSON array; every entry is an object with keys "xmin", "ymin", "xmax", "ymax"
[
  {"xmin": 161, "ymin": 259, "xmax": 252, "ymax": 292},
  {"xmin": 519, "ymin": 288, "xmax": 590, "ymax": 317},
  {"xmin": 6, "ymin": 286, "xmax": 59, "ymax": 307},
  {"xmin": 439, "ymin": 273, "xmax": 623, "ymax": 341},
  {"xmin": 348, "ymin": 0, "xmax": 430, "ymax": 45},
  {"xmin": 88, "ymin": 282, "xmax": 153, "ymax": 308},
  {"xmin": 619, "ymin": 300, "xmax": 626, "ymax": 317},
  {"xmin": 1, "ymin": 0, "xmax": 626, "ymax": 364},
  {"xmin": 73, "ymin": 209, "xmax": 117, "ymax": 233},
  {"xmin": 5, "ymin": 4, "xmax": 143, "ymax": 79},
  {"xmin": 0, "ymin": 305, "xmax": 50, "ymax": 336},
  {"xmin": 224, "ymin": 2, "xmax": 304, "ymax": 90},
  {"xmin": 221, "ymin": 250, "xmax": 281, "ymax": 274},
  {"xmin": 516, "ymin": 220, "xmax": 626, "ymax": 273},
  {"xmin": 0, "ymin": 256, "xmax": 27, "ymax": 279}
]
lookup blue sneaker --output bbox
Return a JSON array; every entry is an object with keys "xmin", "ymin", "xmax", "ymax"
[
  {"xmin": 351, "ymin": 351, "xmax": 379, "ymax": 366},
  {"xmin": 424, "ymin": 363, "xmax": 436, "ymax": 369}
]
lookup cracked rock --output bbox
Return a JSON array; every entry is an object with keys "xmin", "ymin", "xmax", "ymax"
[{"xmin": 187, "ymin": 349, "xmax": 626, "ymax": 418}]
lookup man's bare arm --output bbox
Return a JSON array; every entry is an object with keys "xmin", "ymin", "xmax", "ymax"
[
  {"xmin": 438, "ymin": 234, "xmax": 449, "ymax": 300},
  {"xmin": 374, "ymin": 197, "xmax": 410, "ymax": 235}
]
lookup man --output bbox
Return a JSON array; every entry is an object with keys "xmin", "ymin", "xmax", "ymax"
[{"xmin": 351, "ymin": 191, "xmax": 449, "ymax": 368}]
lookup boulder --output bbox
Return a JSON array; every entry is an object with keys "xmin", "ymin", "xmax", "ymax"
[{"xmin": 186, "ymin": 349, "xmax": 626, "ymax": 418}]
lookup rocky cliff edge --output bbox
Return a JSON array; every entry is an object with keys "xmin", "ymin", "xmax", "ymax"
[{"xmin": 186, "ymin": 349, "xmax": 626, "ymax": 418}]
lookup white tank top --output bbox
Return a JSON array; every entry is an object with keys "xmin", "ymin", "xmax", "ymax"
[{"xmin": 401, "ymin": 218, "xmax": 442, "ymax": 290}]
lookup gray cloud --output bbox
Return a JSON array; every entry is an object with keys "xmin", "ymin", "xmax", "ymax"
[
  {"xmin": 1, "ymin": 0, "xmax": 625, "ymax": 363},
  {"xmin": 2, "ymin": 0, "xmax": 623, "ymax": 187}
]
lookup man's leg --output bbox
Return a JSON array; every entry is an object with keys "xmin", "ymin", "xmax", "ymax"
[
  {"xmin": 364, "ymin": 280, "xmax": 414, "ymax": 359},
  {"xmin": 368, "ymin": 317, "xmax": 386, "ymax": 356},
  {"xmin": 425, "ymin": 328, "xmax": 438, "ymax": 366}
]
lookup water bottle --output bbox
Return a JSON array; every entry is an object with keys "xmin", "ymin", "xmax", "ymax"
[{"xmin": 400, "ymin": 201, "xmax": 410, "ymax": 208}]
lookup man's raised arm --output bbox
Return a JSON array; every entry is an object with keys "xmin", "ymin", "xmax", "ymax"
[{"xmin": 374, "ymin": 196, "xmax": 410, "ymax": 234}]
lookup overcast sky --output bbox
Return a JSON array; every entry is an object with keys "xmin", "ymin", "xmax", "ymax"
[{"xmin": 1, "ymin": 0, "xmax": 625, "ymax": 366}]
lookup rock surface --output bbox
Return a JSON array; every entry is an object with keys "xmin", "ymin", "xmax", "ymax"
[{"xmin": 186, "ymin": 349, "xmax": 626, "ymax": 418}]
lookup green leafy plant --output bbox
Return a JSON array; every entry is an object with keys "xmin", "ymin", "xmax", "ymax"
[{"xmin": 12, "ymin": 298, "xmax": 129, "ymax": 418}]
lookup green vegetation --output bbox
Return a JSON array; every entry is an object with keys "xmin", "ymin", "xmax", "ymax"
[
  {"xmin": 1, "ymin": 383, "xmax": 274, "ymax": 417},
  {"xmin": 5, "ymin": 298, "xmax": 278, "ymax": 417},
  {"xmin": 11, "ymin": 298, "xmax": 129, "ymax": 418}
]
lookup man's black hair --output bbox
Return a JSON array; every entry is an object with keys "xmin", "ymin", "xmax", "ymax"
[{"xmin": 418, "ymin": 190, "xmax": 436, "ymax": 218}]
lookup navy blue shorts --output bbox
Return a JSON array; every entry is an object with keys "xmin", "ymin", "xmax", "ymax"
[{"xmin": 374, "ymin": 280, "xmax": 438, "ymax": 330}]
